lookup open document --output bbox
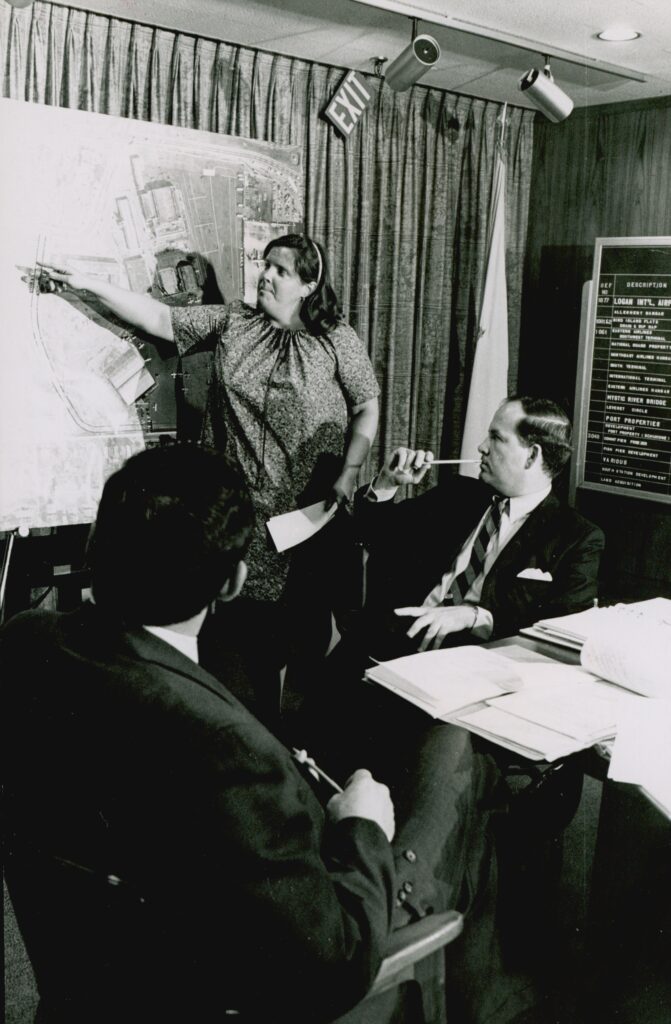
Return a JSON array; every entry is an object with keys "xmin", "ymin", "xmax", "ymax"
[
  {"xmin": 365, "ymin": 612, "xmax": 670, "ymax": 761},
  {"xmin": 365, "ymin": 647, "xmax": 525, "ymax": 717}
]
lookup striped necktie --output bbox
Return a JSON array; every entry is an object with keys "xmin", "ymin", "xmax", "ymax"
[{"xmin": 449, "ymin": 496, "xmax": 508, "ymax": 605}]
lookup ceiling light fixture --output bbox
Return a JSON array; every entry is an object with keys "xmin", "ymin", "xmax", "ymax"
[
  {"xmin": 519, "ymin": 56, "xmax": 574, "ymax": 124},
  {"xmin": 384, "ymin": 18, "xmax": 441, "ymax": 92},
  {"xmin": 597, "ymin": 26, "xmax": 641, "ymax": 42}
]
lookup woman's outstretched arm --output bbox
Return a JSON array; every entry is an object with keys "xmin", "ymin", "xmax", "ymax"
[{"xmin": 36, "ymin": 262, "xmax": 174, "ymax": 342}]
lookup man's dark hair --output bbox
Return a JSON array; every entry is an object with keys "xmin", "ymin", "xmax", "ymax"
[
  {"xmin": 508, "ymin": 395, "xmax": 573, "ymax": 478},
  {"xmin": 264, "ymin": 234, "xmax": 343, "ymax": 335},
  {"xmin": 87, "ymin": 445, "xmax": 253, "ymax": 625}
]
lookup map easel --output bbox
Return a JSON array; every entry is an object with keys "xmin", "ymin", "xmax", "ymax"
[{"xmin": 0, "ymin": 527, "xmax": 29, "ymax": 625}]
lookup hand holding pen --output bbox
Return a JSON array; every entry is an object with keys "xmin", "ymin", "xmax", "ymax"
[
  {"xmin": 292, "ymin": 749, "xmax": 395, "ymax": 842},
  {"xmin": 376, "ymin": 446, "xmax": 479, "ymax": 490}
]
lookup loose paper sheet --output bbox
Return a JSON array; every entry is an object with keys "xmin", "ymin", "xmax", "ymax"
[
  {"xmin": 458, "ymin": 706, "xmax": 583, "ymax": 762},
  {"xmin": 267, "ymin": 501, "xmax": 336, "ymax": 552},
  {"xmin": 488, "ymin": 679, "xmax": 642, "ymax": 743},
  {"xmin": 608, "ymin": 698, "xmax": 671, "ymax": 818}
]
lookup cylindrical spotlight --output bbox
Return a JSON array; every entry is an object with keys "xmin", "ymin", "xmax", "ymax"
[
  {"xmin": 385, "ymin": 34, "xmax": 441, "ymax": 92},
  {"xmin": 519, "ymin": 67, "xmax": 574, "ymax": 123}
]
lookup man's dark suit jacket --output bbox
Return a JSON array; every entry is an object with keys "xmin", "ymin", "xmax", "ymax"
[
  {"xmin": 2, "ymin": 602, "xmax": 394, "ymax": 1024},
  {"xmin": 356, "ymin": 475, "xmax": 605, "ymax": 641}
]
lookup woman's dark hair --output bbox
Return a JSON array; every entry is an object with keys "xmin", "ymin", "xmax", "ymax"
[
  {"xmin": 263, "ymin": 234, "xmax": 343, "ymax": 335},
  {"xmin": 87, "ymin": 445, "xmax": 254, "ymax": 625},
  {"xmin": 509, "ymin": 395, "xmax": 573, "ymax": 479}
]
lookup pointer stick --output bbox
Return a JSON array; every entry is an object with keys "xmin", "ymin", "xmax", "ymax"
[{"xmin": 292, "ymin": 748, "xmax": 343, "ymax": 794}]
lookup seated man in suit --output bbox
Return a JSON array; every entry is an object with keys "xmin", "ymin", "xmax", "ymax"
[
  {"xmin": 329, "ymin": 395, "xmax": 605, "ymax": 976},
  {"xmin": 2, "ymin": 446, "xmax": 398, "ymax": 1024},
  {"xmin": 354, "ymin": 395, "xmax": 604, "ymax": 659}
]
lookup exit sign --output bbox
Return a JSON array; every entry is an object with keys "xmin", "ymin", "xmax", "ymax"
[{"xmin": 324, "ymin": 70, "xmax": 373, "ymax": 138}]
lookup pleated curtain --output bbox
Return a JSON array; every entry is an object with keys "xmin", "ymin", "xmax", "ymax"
[{"xmin": 1, "ymin": 1, "xmax": 535, "ymax": 472}]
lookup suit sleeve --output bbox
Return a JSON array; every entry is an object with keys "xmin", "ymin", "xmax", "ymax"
[
  {"xmin": 142, "ymin": 716, "xmax": 395, "ymax": 1022},
  {"xmin": 484, "ymin": 519, "xmax": 605, "ymax": 639},
  {"xmin": 353, "ymin": 483, "xmax": 443, "ymax": 556}
]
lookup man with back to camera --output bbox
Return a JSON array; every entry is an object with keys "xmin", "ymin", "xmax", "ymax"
[
  {"xmin": 1, "ymin": 445, "xmax": 398, "ymax": 1024},
  {"xmin": 353, "ymin": 395, "xmax": 604, "ymax": 659}
]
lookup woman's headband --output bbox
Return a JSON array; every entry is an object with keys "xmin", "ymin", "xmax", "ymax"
[{"xmin": 311, "ymin": 239, "xmax": 323, "ymax": 287}]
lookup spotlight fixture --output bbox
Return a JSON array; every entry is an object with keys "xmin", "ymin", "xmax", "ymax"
[
  {"xmin": 519, "ymin": 58, "xmax": 573, "ymax": 124},
  {"xmin": 597, "ymin": 26, "xmax": 641, "ymax": 42},
  {"xmin": 384, "ymin": 28, "xmax": 441, "ymax": 92}
]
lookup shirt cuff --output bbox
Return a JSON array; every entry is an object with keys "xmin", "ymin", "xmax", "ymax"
[
  {"xmin": 365, "ymin": 479, "xmax": 397, "ymax": 502},
  {"xmin": 471, "ymin": 606, "xmax": 494, "ymax": 640}
]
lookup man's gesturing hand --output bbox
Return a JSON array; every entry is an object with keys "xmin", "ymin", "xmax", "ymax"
[
  {"xmin": 327, "ymin": 769, "xmax": 395, "ymax": 842},
  {"xmin": 395, "ymin": 604, "xmax": 478, "ymax": 651}
]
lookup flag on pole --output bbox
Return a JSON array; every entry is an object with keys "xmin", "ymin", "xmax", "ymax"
[{"xmin": 459, "ymin": 108, "xmax": 509, "ymax": 477}]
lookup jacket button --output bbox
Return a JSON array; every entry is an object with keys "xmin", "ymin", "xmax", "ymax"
[
  {"xmin": 403, "ymin": 849, "xmax": 417, "ymax": 863},
  {"xmin": 403, "ymin": 881, "xmax": 413, "ymax": 893}
]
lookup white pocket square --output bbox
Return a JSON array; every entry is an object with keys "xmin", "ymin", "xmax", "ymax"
[{"xmin": 517, "ymin": 567, "xmax": 553, "ymax": 581}]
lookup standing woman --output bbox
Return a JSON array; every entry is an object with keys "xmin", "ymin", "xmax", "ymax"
[{"xmin": 39, "ymin": 236, "xmax": 379, "ymax": 716}]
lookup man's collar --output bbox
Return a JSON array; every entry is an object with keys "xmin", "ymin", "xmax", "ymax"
[
  {"xmin": 505, "ymin": 483, "xmax": 552, "ymax": 523},
  {"xmin": 143, "ymin": 624, "xmax": 199, "ymax": 664}
]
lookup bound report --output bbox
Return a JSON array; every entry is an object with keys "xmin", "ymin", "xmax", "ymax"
[{"xmin": 365, "ymin": 612, "xmax": 670, "ymax": 761}]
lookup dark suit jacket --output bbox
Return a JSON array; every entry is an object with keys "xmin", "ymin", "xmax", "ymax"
[
  {"xmin": 1, "ymin": 603, "xmax": 394, "ymax": 1024},
  {"xmin": 356, "ymin": 475, "xmax": 605, "ymax": 640}
]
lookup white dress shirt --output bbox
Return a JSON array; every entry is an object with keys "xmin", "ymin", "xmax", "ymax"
[
  {"xmin": 144, "ymin": 624, "xmax": 199, "ymax": 664},
  {"xmin": 367, "ymin": 478, "xmax": 552, "ymax": 639}
]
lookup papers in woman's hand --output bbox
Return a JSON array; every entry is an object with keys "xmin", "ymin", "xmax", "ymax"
[{"xmin": 266, "ymin": 500, "xmax": 336, "ymax": 552}]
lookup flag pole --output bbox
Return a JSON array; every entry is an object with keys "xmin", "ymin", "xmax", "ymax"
[{"xmin": 458, "ymin": 104, "xmax": 510, "ymax": 476}]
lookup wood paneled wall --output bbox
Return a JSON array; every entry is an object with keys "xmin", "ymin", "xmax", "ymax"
[{"xmin": 519, "ymin": 97, "xmax": 671, "ymax": 601}]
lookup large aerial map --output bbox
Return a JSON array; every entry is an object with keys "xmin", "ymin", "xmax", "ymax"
[{"xmin": 0, "ymin": 98, "xmax": 302, "ymax": 532}]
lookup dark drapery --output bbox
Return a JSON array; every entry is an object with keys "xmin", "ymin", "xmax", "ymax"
[{"xmin": 1, "ymin": 0, "xmax": 535, "ymax": 471}]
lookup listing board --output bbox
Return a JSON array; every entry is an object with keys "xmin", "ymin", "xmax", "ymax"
[{"xmin": 572, "ymin": 238, "xmax": 671, "ymax": 504}]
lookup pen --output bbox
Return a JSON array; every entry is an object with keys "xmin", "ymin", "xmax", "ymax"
[
  {"xmin": 391, "ymin": 455, "xmax": 480, "ymax": 470},
  {"xmin": 291, "ymin": 748, "xmax": 343, "ymax": 793}
]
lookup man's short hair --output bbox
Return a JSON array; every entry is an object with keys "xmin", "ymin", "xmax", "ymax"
[
  {"xmin": 87, "ymin": 445, "xmax": 254, "ymax": 625},
  {"xmin": 508, "ymin": 396, "xmax": 573, "ymax": 479}
]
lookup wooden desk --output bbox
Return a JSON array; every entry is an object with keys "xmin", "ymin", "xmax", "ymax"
[
  {"xmin": 488, "ymin": 632, "xmax": 581, "ymax": 667},
  {"xmin": 490, "ymin": 633, "xmax": 671, "ymax": 1022}
]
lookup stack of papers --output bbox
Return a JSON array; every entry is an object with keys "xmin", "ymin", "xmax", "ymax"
[
  {"xmin": 365, "ymin": 647, "xmax": 524, "ymax": 716},
  {"xmin": 365, "ymin": 644, "xmax": 650, "ymax": 762},
  {"xmin": 456, "ymin": 664, "xmax": 641, "ymax": 761},
  {"xmin": 521, "ymin": 597, "xmax": 671, "ymax": 651}
]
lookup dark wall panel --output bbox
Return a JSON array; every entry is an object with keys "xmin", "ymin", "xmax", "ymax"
[{"xmin": 521, "ymin": 98, "xmax": 671, "ymax": 600}]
